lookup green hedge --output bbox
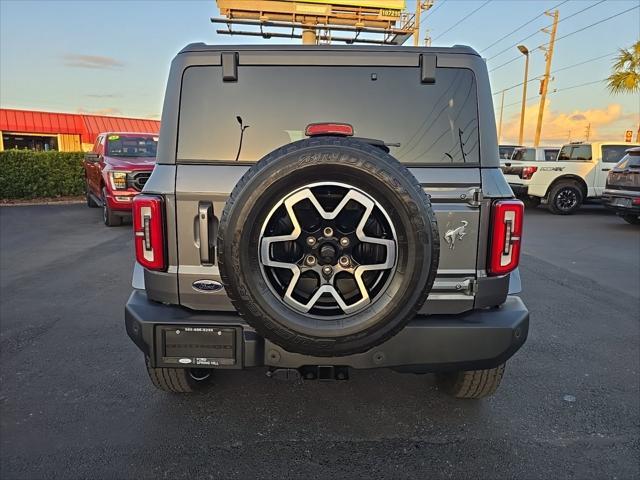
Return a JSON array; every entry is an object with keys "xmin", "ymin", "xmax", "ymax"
[{"xmin": 0, "ymin": 150, "xmax": 85, "ymax": 199}]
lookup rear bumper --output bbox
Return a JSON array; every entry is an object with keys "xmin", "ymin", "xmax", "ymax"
[
  {"xmin": 125, "ymin": 290, "xmax": 529, "ymax": 372},
  {"xmin": 602, "ymin": 189, "xmax": 640, "ymax": 215}
]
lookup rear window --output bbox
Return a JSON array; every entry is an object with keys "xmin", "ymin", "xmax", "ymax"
[
  {"xmin": 602, "ymin": 145, "xmax": 630, "ymax": 163},
  {"xmin": 558, "ymin": 144, "xmax": 592, "ymax": 161},
  {"xmin": 177, "ymin": 66, "xmax": 480, "ymax": 165},
  {"xmin": 544, "ymin": 149, "xmax": 559, "ymax": 161},
  {"xmin": 512, "ymin": 148, "xmax": 535, "ymax": 161}
]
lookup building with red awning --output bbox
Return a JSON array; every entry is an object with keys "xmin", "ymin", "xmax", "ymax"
[{"xmin": 0, "ymin": 109, "xmax": 160, "ymax": 152}]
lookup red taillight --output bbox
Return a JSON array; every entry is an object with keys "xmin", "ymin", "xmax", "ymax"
[
  {"xmin": 305, "ymin": 123, "xmax": 354, "ymax": 137},
  {"xmin": 633, "ymin": 197, "xmax": 640, "ymax": 206},
  {"xmin": 133, "ymin": 194, "xmax": 166, "ymax": 271},
  {"xmin": 521, "ymin": 166, "xmax": 538, "ymax": 180},
  {"xmin": 488, "ymin": 200, "xmax": 524, "ymax": 276}
]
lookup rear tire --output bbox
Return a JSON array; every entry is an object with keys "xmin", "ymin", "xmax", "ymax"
[
  {"xmin": 102, "ymin": 187, "xmax": 122, "ymax": 227},
  {"xmin": 437, "ymin": 364, "xmax": 506, "ymax": 399},
  {"xmin": 621, "ymin": 214, "xmax": 640, "ymax": 225},
  {"xmin": 145, "ymin": 357, "xmax": 212, "ymax": 393},
  {"xmin": 548, "ymin": 182, "xmax": 583, "ymax": 215}
]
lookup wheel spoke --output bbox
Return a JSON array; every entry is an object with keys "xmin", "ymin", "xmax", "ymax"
[{"xmin": 259, "ymin": 182, "xmax": 397, "ymax": 316}]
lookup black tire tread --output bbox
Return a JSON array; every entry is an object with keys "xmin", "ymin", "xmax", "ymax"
[
  {"xmin": 547, "ymin": 181, "xmax": 583, "ymax": 215},
  {"xmin": 145, "ymin": 358, "xmax": 198, "ymax": 393},
  {"xmin": 217, "ymin": 137, "xmax": 439, "ymax": 357},
  {"xmin": 439, "ymin": 364, "xmax": 506, "ymax": 399}
]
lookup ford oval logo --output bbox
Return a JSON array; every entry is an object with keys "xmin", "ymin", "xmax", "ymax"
[{"xmin": 192, "ymin": 279, "xmax": 224, "ymax": 293}]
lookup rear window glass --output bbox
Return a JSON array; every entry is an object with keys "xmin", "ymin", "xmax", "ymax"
[
  {"xmin": 544, "ymin": 149, "xmax": 559, "ymax": 161},
  {"xmin": 512, "ymin": 148, "xmax": 535, "ymax": 161},
  {"xmin": 558, "ymin": 144, "xmax": 592, "ymax": 161},
  {"xmin": 602, "ymin": 145, "xmax": 631, "ymax": 163},
  {"xmin": 178, "ymin": 66, "xmax": 480, "ymax": 165}
]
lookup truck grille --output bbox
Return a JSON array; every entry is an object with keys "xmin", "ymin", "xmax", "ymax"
[{"xmin": 129, "ymin": 172, "xmax": 151, "ymax": 192}]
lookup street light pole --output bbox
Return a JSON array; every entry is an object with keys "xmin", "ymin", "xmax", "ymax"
[{"xmin": 517, "ymin": 44, "xmax": 529, "ymax": 146}]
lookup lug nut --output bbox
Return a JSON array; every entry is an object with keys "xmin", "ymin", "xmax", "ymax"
[
  {"xmin": 305, "ymin": 255, "xmax": 317, "ymax": 266},
  {"xmin": 323, "ymin": 227, "xmax": 334, "ymax": 237},
  {"xmin": 322, "ymin": 265, "xmax": 333, "ymax": 276},
  {"xmin": 306, "ymin": 236, "xmax": 317, "ymax": 246},
  {"xmin": 339, "ymin": 256, "xmax": 351, "ymax": 267},
  {"xmin": 339, "ymin": 237, "xmax": 350, "ymax": 247}
]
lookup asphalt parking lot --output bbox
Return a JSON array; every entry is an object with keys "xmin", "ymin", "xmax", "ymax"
[{"xmin": 1, "ymin": 202, "xmax": 638, "ymax": 479}]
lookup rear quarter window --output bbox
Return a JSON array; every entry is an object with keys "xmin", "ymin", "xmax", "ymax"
[
  {"xmin": 602, "ymin": 145, "xmax": 631, "ymax": 163},
  {"xmin": 177, "ymin": 65, "xmax": 480, "ymax": 165},
  {"xmin": 558, "ymin": 145, "xmax": 592, "ymax": 161}
]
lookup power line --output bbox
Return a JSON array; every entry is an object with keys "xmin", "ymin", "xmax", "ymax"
[
  {"xmin": 492, "ymin": 51, "xmax": 615, "ymax": 95},
  {"xmin": 479, "ymin": 0, "xmax": 568, "ymax": 53},
  {"xmin": 500, "ymin": 78, "xmax": 605, "ymax": 109},
  {"xmin": 539, "ymin": 5, "xmax": 640, "ymax": 48},
  {"xmin": 487, "ymin": 0, "xmax": 607, "ymax": 61},
  {"xmin": 432, "ymin": 0, "xmax": 492, "ymax": 42},
  {"xmin": 489, "ymin": 5, "xmax": 636, "ymax": 73},
  {"xmin": 423, "ymin": 0, "xmax": 447, "ymax": 19}
]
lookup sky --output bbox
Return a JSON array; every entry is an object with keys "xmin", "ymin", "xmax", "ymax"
[{"xmin": 1, "ymin": 0, "xmax": 639, "ymax": 145}]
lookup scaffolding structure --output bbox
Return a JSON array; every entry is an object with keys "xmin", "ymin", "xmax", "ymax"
[{"xmin": 213, "ymin": 0, "xmax": 433, "ymax": 45}]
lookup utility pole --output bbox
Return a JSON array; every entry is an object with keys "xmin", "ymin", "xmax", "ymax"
[
  {"xmin": 414, "ymin": 1, "xmax": 433, "ymax": 47},
  {"xmin": 517, "ymin": 45, "xmax": 530, "ymax": 146},
  {"xmin": 585, "ymin": 123, "xmax": 591, "ymax": 142},
  {"xmin": 534, "ymin": 9, "xmax": 559, "ymax": 147},
  {"xmin": 497, "ymin": 90, "xmax": 505, "ymax": 143}
]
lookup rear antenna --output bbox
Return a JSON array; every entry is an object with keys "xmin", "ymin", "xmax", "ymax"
[{"xmin": 235, "ymin": 116, "xmax": 250, "ymax": 162}]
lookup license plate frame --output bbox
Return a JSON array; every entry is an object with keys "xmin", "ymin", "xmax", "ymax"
[
  {"xmin": 155, "ymin": 325, "xmax": 241, "ymax": 368},
  {"xmin": 613, "ymin": 197, "xmax": 632, "ymax": 208}
]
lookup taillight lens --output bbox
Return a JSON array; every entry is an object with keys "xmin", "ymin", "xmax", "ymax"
[
  {"xmin": 305, "ymin": 123, "xmax": 354, "ymax": 137},
  {"xmin": 521, "ymin": 166, "xmax": 537, "ymax": 180},
  {"xmin": 488, "ymin": 200, "xmax": 524, "ymax": 276},
  {"xmin": 133, "ymin": 194, "xmax": 166, "ymax": 271}
]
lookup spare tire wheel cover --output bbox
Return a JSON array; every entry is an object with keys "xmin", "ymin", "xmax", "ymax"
[{"xmin": 217, "ymin": 137, "xmax": 439, "ymax": 357}]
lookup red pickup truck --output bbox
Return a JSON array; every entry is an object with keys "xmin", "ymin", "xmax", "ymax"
[{"xmin": 84, "ymin": 132, "xmax": 158, "ymax": 226}]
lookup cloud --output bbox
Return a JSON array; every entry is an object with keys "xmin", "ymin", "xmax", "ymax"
[
  {"xmin": 500, "ymin": 100, "xmax": 636, "ymax": 144},
  {"xmin": 63, "ymin": 54, "xmax": 124, "ymax": 69},
  {"xmin": 76, "ymin": 107, "xmax": 122, "ymax": 116}
]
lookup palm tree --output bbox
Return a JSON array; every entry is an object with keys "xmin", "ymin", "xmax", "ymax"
[{"xmin": 607, "ymin": 41, "xmax": 640, "ymax": 94}]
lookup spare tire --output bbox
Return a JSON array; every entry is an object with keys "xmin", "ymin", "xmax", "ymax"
[{"xmin": 217, "ymin": 137, "xmax": 439, "ymax": 357}]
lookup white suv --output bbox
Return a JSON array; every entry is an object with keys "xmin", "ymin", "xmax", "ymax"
[{"xmin": 502, "ymin": 141, "xmax": 639, "ymax": 214}]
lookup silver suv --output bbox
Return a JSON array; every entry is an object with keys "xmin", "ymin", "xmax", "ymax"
[{"xmin": 125, "ymin": 44, "xmax": 529, "ymax": 399}]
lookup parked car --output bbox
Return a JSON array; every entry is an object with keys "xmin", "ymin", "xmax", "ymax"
[
  {"xmin": 602, "ymin": 146, "xmax": 640, "ymax": 224},
  {"xmin": 84, "ymin": 132, "xmax": 158, "ymax": 226},
  {"xmin": 125, "ymin": 43, "xmax": 529, "ymax": 399},
  {"xmin": 501, "ymin": 141, "xmax": 639, "ymax": 213},
  {"xmin": 499, "ymin": 144, "xmax": 522, "ymax": 160},
  {"xmin": 510, "ymin": 146, "xmax": 559, "ymax": 162}
]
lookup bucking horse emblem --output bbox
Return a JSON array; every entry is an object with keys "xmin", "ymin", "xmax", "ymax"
[{"xmin": 444, "ymin": 220, "xmax": 468, "ymax": 250}]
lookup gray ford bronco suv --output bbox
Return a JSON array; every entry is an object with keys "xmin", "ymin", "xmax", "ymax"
[{"xmin": 125, "ymin": 44, "xmax": 529, "ymax": 398}]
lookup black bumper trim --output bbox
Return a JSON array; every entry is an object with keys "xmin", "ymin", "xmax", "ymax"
[{"xmin": 125, "ymin": 290, "xmax": 529, "ymax": 372}]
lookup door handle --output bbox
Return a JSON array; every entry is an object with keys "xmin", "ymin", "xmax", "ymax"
[
  {"xmin": 601, "ymin": 168, "xmax": 611, "ymax": 172},
  {"xmin": 197, "ymin": 202, "xmax": 215, "ymax": 265}
]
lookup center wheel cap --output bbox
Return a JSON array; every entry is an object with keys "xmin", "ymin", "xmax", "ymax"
[{"xmin": 319, "ymin": 243, "xmax": 337, "ymax": 264}]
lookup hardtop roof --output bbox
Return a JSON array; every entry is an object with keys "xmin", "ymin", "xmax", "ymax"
[{"xmin": 179, "ymin": 43, "xmax": 479, "ymax": 56}]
